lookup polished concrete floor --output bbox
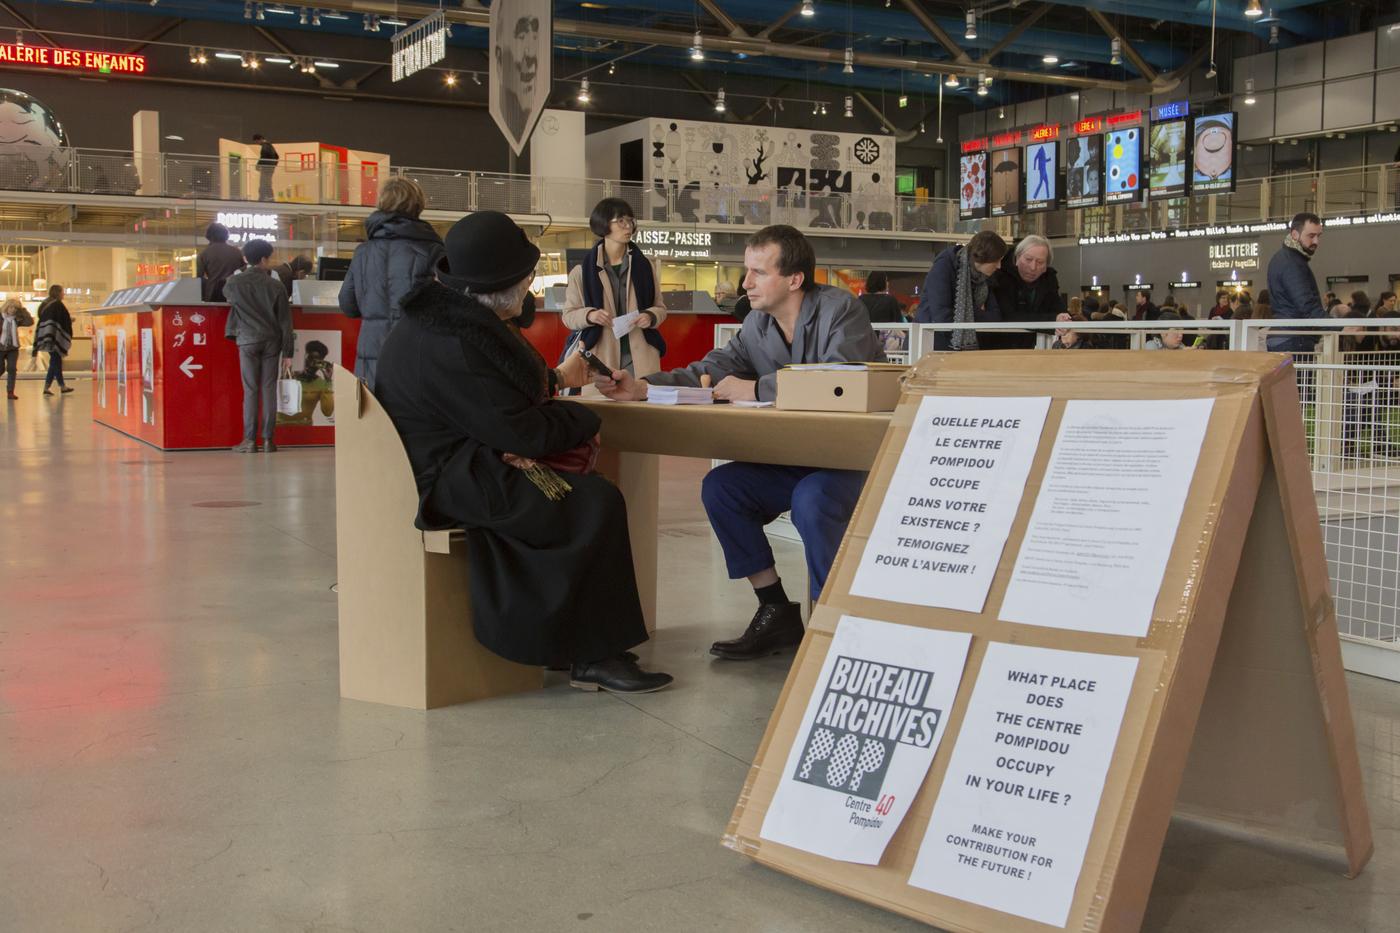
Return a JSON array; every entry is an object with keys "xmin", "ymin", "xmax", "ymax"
[{"xmin": 2, "ymin": 381, "xmax": 1398, "ymax": 933}]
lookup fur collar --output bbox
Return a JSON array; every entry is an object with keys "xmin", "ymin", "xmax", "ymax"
[{"xmin": 400, "ymin": 279, "xmax": 547, "ymax": 401}]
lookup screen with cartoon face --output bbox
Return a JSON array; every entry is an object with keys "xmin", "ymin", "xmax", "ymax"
[
  {"xmin": 959, "ymin": 152, "xmax": 988, "ymax": 219},
  {"xmin": 1191, "ymin": 113, "xmax": 1235, "ymax": 193},
  {"xmin": 1103, "ymin": 126, "xmax": 1143, "ymax": 204}
]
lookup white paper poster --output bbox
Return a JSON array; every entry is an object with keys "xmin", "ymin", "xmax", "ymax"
[
  {"xmin": 95, "ymin": 328, "xmax": 106, "ymax": 408},
  {"xmin": 851, "ymin": 395, "xmax": 1052, "ymax": 613},
  {"xmin": 115, "ymin": 329, "xmax": 127, "ymax": 416},
  {"xmin": 140, "ymin": 328, "xmax": 155, "ymax": 426},
  {"xmin": 998, "ymin": 398, "xmax": 1214, "ymax": 637},
  {"xmin": 760, "ymin": 616, "xmax": 973, "ymax": 865},
  {"xmin": 909, "ymin": 643, "xmax": 1140, "ymax": 928}
]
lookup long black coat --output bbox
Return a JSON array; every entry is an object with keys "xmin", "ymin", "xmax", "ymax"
[
  {"xmin": 375, "ymin": 280, "xmax": 648, "ymax": 667},
  {"xmin": 339, "ymin": 211, "xmax": 446, "ymax": 390}
]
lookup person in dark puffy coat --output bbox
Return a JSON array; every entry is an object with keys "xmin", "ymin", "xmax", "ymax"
[{"xmin": 338, "ymin": 176, "xmax": 446, "ymax": 389}]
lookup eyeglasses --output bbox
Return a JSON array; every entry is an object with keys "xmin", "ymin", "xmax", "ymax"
[{"xmin": 610, "ymin": 216, "xmax": 636, "ymax": 228}]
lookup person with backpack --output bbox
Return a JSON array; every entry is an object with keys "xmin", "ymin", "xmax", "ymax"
[{"xmin": 32, "ymin": 285, "xmax": 74, "ymax": 396}]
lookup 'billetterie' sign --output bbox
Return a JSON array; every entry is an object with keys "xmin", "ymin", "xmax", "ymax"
[{"xmin": 0, "ymin": 43, "xmax": 147, "ymax": 74}]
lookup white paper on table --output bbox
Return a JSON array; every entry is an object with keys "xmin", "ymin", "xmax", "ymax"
[
  {"xmin": 760, "ymin": 616, "xmax": 973, "ymax": 864},
  {"xmin": 612, "ymin": 311, "xmax": 641, "ymax": 339},
  {"xmin": 850, "ymin": 395, "xmax": 1052, "ymax": 613},
  {"xmin": 909, "ymin": 643, "xmax": 1140, "ymax": 928},
  {"xmin": 998, "ymin": 398, "xmax": 1214, "ymax": 637},
  {"xmin": 732, "ymin": 400, "xmax": 774, "ymax": 408}
]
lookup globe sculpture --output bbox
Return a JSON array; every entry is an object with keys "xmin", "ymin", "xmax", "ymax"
[{"xmin": 0, "ymin": 88, "xmax": 71, "ymax": 191}]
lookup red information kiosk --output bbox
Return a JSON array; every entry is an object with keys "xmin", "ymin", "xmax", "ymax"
[{"xmin": 90, "ymin": 278, "xmax": 360, "ymax": 450}]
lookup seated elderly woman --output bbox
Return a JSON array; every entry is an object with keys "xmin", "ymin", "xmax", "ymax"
[{"xmin": 375, "ymin": 211, "xmax": 672, "ymax": 694}]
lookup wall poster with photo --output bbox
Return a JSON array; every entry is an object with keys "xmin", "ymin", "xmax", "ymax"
[
  {"xmin": 276, "ymin": 330, "xmax": 339, "ymax": 427},
  {"xmin": 140, "ymin": 327, "xmax": 155, "ymax": 426}
]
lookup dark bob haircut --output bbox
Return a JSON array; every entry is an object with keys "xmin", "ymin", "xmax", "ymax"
[
  {"xmin": 589, "ymin": 197, "xmax": 635, "ymax": 238},
  {"xmin": 206, "ymin": 222, "xmax": 231, "ymax": 243}
]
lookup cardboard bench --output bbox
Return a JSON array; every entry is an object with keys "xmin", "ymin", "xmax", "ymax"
[
  {"xmin": 723, "ymin": 351, "xmax": 1372, "ymax": 932},
  {"xmin": 332, "ymin": 366, "xmax": 542, "ymax": 709}
]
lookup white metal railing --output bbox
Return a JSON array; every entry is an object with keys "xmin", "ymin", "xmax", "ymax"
[{"xmin": 709, "ymin": 316, "xmax": 1400, "ymax": 678}]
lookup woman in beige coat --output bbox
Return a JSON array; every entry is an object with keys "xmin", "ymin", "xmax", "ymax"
[{"xmin": 562, "ymin": 198, "xmax": 667, "ymax": 395}]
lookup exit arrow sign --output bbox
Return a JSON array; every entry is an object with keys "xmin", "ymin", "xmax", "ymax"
[{"xmin": 179, "ymin": 356, "xmax": 203, "ymax": 378}]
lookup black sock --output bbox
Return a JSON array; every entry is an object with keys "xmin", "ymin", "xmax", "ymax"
[{"xmin": 754, "ymin": 580, "xmax": 789, "ymax": 607}]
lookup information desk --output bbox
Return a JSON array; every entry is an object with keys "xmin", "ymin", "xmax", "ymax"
[
  {"xmin": 89, "ymin": 301, "xmax": 361, "ymax": 450},
  {"xmin": 573, "ymin": 400, "xmax": 892, "ymax": 629}
]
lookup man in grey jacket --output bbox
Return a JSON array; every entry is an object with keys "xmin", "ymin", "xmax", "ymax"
[
  {"xmin": 597, "ymin": 224, "xmax": 884, "ymax": 660},
  {"xmin": 224, "ymin": 238, "xmax": 294, "ymax": 452}
]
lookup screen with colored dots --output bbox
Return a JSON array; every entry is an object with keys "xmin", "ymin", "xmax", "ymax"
[{"xmin": 1103, "ymin": 127, "xmax": 1143, "ymax": 204}]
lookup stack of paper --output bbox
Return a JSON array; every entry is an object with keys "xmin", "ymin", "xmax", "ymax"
[{"xmin": 647, "ymin": 385, "xmax": 714, "ymax": 406}]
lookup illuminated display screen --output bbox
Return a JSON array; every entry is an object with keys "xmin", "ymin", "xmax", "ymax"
[
  {"xmin": 988, "ymin": 147, "xmax": 1022, "ymax": 218},
  {"xmin": 1191, "ymin": 112, "xmax": 1236, "ymax": 194},
  {"xmin": 958, "ymin": 152, "xmax": 988, "ymax": 219},
  {"xmin": 1065, "ymin": 134, "xmax": 1103, "ymax": 208},
  {"xmin": 1023, "ymin": 140, "xmax": 1058, "ymax": 212},
  {"xmin": 1148, "ymin": 119, "xmax": 1189, "ymax": 200},
  {"xmin": 1103, "ymin": 126, "xmax": 1143, "ymax": 204}
]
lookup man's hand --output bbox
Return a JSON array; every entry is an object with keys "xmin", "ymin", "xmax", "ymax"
[
  {"xmin": 713, "ymin": 375, "xmax": 757, "ymax": 402},
  {"xmin": 594, "ymin": 367, "xmax": 648, "ymax": 401},
  {"xmin": 586, "ymin": 308, "xmax": 614, "ymax": 327},
  {"xmin": 280, "ymin": 358, "xmax": 293, "ymax": 378},
  {"xmin": 555, "ymin": 347, "xmax": 591, "ymax": 390}
]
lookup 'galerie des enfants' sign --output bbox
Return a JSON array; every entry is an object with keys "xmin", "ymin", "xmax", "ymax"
[{"xmin": 0, "ymin": 43, "xmax": 147, "ymax": 75}]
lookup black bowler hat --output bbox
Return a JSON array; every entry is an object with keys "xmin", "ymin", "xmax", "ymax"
[{"xmin": 438, "ymin": 210, "xmax": 540, "ymax": 293}]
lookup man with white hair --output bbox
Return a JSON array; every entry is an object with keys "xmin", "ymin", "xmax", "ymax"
[{"xmin": 988, "ymin": 234, "xmax": 1066, "ymax": 349}]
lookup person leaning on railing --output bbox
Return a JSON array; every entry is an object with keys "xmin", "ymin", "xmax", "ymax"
[
  {"xmin": 913, "ymin": 230, "xmax": 1008, "ymax": 351},
  {"xmin": 1265, "ymin": 212, "xmax": 1326, "ymax": 356}
]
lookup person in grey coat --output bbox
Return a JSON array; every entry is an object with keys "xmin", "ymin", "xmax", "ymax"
[
  {"xmin": 338, "ymin": 177, "xmax": 445, "ymax": 390},
  {"xmin": 597, "ymin": 225, "xmax": 884, "ymax": 662},
  {"xmin": 224, "ymin": 239, "xmax": 294, "ymax": 452}
]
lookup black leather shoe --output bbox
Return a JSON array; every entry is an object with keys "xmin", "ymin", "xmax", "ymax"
[
  {"xmin": 710, "ymin": 601, "xmax": 804, "ymax": 660},
  {"xmin": 570, "ymin": 655, "xmax": 673, "ymax": 694}
]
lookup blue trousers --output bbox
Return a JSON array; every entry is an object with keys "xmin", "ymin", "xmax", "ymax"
[{"xmin": 700, "ymin": 462, "xmax": 867, "ymax": 600}]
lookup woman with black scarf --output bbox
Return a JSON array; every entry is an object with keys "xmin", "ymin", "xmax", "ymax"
[{"xmin": 913, "ymin": 230, "xmax": 1008, "ymax": 350}]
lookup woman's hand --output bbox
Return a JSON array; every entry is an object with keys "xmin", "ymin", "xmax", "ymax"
[
  {"xmin": 555, "ymin": 348, "xmax": 591, "ymax": 390},
  {"xmin": 639, "ymin": 311, "xmax": 656, "ymax": 328},
  {"xmin": 586, "ymin": 308, "xmax": 614, "ymax": 327}
]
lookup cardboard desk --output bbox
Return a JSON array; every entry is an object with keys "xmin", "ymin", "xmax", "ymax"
[{"xmin": 574, "ymin": 400, "xmax": 893, "ymax": 630}]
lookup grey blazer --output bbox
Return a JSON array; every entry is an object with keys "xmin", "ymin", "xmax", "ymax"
[{"xmin": 645, "ymin": 284, "xmax": 886, "ymax": 402}]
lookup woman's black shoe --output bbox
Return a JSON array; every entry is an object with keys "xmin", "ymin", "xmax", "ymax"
[
  {"xmin": 710, "ymin": 602, "xmax": 804, "ymax": 660},
  {"xmin": 570, "ymin": 655, "xmax": 673, "ymax": 694}
]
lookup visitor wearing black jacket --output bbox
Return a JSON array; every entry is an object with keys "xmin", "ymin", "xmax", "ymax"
[
  {"xmin": 338, "ymin": 176, "xmax": 446, "ymax": 390},
  {"xmin": 32, "ymin": 284, "xmax": 74, "ymax": 395},
  {"xmin": 252, "ymin": 133, "xmax": 278, "ymax": 201},
  {"xmin": 988, "ymin": 235, "xmax": 1066, "ymax": 349}
]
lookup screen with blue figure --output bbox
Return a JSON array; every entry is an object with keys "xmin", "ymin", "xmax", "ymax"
[{"xmin": 1024, "ymin": 141, "xmax": 1058, "ymax": 211}]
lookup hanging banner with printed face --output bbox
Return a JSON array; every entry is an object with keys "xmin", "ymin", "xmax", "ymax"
[
  {"xmin": 760, "ymin": 616, "xmax": 973, "ymax": 864},
  {"xmin": 489, "ymin": 0, "xmax": 552, "ymax": 157}
]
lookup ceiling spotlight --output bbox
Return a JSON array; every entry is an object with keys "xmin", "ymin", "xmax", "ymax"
[
  {"xmin": 843, "ymin": 46, "xmax": 854, "ymax": 75},
  {"xmin": 801, "ymin": 0, "xmax": 815, "ymax": 16},
  {"xmin": 472, "ymin": 72, "xmax": 482, "ymax": 85},
  {"xmin": 248, "ymin": 54, "xmax": 260, "ymax": 69},
  {"xmin": 812, "ymin": 100, "xmax": 819, "ymax": 115},
  {"xmin": 14, "ymin": 31, "xmax": 22, "ymax": 46},
  {"xmin": 1245, "ymin": 0, "xmax": 1263, "ymax": 16},
  {"xmin": 898, "ymin": 93, "xmax": 908, "ymax": 108},
  {"xmin": 577, "ymin": 78, "xmax": 591, "ymax": 104},
  {"xmin": 715, "ymin": 88, "xmax": 727, "ymax": 113},
  {"xmin": 965, "ymin": 9, "xmax": 977, "ymax": 40},
  {"xmin": 1205, "ymin": 63, "xmax": 1217, "ymax": 79},
  {"xmin": 821, "ymin": 102, "xmax": 828, "ymax": 115},
  {"xmin": 189, "ymin": 47, "xmax": 199, "ymax": 64},
  {"xmin": 1043, "ymin": 52, "xmax": 1059, "ymax": 64},
  {"xmin": 445, "ymin": 72, "xmax": 457, "ymax": 86},
  {"xmin": 920, "ymin": 121, "xmax": 926, "ymax": 133},
  {"xmin": 1244, "ymin": 76, "xmax": 1256, "ymax": 105},
  {"xmin": 691, "ymin": 29, "xmax": 705, "ymax": 61},
  {"xmin": 1269, "ymin": 23, "xmax": 1279, "ymax": 44},
  {"xmin": 312, "ymin": 10, "xmax": 321, "ymax": 25},
  {"xmin": 255, "ymin": 3, "xmax": 265, "ymax": 20},
  {"xmin": 244, "ymin": 1, "xmax": 253, "ymax": 19},
  {"xmin": 998, "ymin": 106, "xmax": 1005, "ymax": 119},
  {"xmin": 977, "ymin": 83, "xmax": 988, "ymax": 96},
  {"xmin": 1110, "ymin": 37, "xmax": 1122, "ymax": 65},
  {"xmin": 299, "ymin": 7, "xmax": 308, "ymax": 24},
  {"xmin": 945, "ymin": 73, "xmax": 959, "ymax": 87},
  {"xmin": 608, "ymin": 63, "xmax": 616, "ymax": 74},
  {"xmin": 844, "ymin": 95, "xmax": 853, "ymax": 117}
]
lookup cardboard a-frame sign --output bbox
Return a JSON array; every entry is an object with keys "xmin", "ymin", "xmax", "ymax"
[{"xmin": 724, "ymin": 351, "xmax": 1372, "ymax": 933}]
